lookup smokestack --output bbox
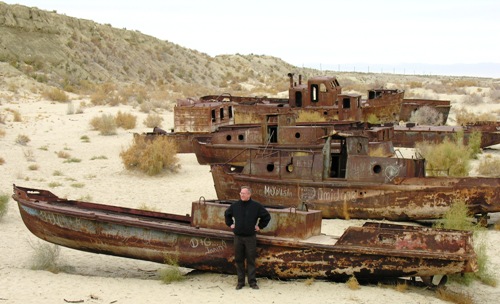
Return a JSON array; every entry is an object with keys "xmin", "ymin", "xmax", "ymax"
[{"xmin": 287, "ymin": 73, "xmax": 294, "ymax": 88}]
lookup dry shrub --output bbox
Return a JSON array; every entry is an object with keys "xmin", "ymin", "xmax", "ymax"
[
  {"xmin": 120, "ymin": 135, "xmax": 180, "ymax": 176},
  {"xmin": 0, "ymin": 128, "xmax": 5, "ymax": 137},
  {"xmin": 454, "ymin": 107, "xmax": 496, "ymax": 125},
  {"xmin": 0, "ymin": 192, "xmax": 9, "ymax": 219},
  {"xmin": 304, "ymin": 278, "xmax": 315, "ymax": 286},
  {"xmin": 345, "ymin": 275, "xmax": 360, "ymax": 290},
  {"xmin": 435, "ymin": 287, "xmax": 473, "ymax": 304},
  {"xmin": 16, "ymin": 134, "xmax": 31, "ymax": 145},
  {"xmin": 115, "ymin": 111, "xmax": 137, "ymax": 129},
  {"xmin": 409, "ymin": 105, "xmax": 444, "ymax": 125},
  {"xmin": 89, "ymin": 114, "xmax": 117, "ymax": 135},
  {"xmin": 477, "ymin": 155, "xmax": 500, "ymax": 177},
  {"xmin": 42, "ymin": 87, "xmax": 69, "ymax": 102},
  {"xmin": 143, "ymin": 113, "xmax": 163, "ymax": 128},
  {"xmin": 297, "ymin": 111, "xmax": 327, "ymax": 123},
  {"xmin": 0, "ymin": 157, "xmax": 5, "ymax": 165},
  {"xmin": 57, "ymin": 150, "xmax": 71, "ymax": 159},
  {"xmin": 29, "ymin": 241, "xmax": 61, "ymax": 273}
]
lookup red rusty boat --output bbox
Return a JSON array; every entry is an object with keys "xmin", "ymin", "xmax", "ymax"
[
  {"xmin": 13, "ymin": 184, "xmax": 476, "ymax": 284},
  {"xmin": 210, "ymin": 132, "xmax": 500, "ymax": 221}
]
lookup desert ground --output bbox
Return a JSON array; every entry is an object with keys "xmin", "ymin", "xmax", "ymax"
[{"xmin": 1, "ymin": 96, "xmax": 500, "ymax": 304}]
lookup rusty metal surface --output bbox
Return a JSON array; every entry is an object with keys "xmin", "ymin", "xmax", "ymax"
[
  {"xmin": 12, "ymin": 184, "xmax": 477, "ymax": 282},
  {"xmin": 211, "ymin": 133, "xmax": 500, "ymax": 220}
]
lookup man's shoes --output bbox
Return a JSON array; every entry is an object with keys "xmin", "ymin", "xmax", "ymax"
[
  {"xmin": 235, "ymin": 284, "xmax": 244, "ymax": 290},
  {"xmin": 250, "ymin": 284, "xmax": 259, "ymax": 290}
]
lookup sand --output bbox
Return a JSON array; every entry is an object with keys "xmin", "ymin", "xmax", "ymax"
[{"xmin": 1, "ymin": 98, "xmax": 500, "ymax": 304}]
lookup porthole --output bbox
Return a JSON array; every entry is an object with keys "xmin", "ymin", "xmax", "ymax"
[
  {"xmin": 266, "ymin": 163, "xmax": 275, "ymax": 172},
  {"xmin": 286, "ymin": 164, "xmax": 294, "ymax": 172},
  {"xmin": 295, "ymin": 132, "xmax": 301, "ymax": 139},
  {"xmin": 373, "ymin": 165, "xmax": 382, "ymax": 174},
  {"xmin": 238, "ymin": 134, "xmax": 244, "ymax": 141},
  {"xmin": 226, "ymin": 135, "xmax": 232, "ymax": 141}
]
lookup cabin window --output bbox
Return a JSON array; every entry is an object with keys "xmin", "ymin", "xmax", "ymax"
[
  {"xmin": 295, "ymin": 91, "xmax": 302, "ymax": 107},
  {"xmin": 228, "ymin": 106, "xmax": 233, "ymax": 118},
  {"xmin": 295, "ymin": 132, "xmax": 301, "ymax": 139},
  {"xmin": 373, "ymin": 165, "xmax": 382, "ymax": 174},
  {"xmin": 311, "ymin": 85, "xmax": 319, "ymax": 102},
  {"xmin": 220, "ymin": 108, "xmax": 224, "ymax": 120},
  {"xmin": 342, "ymin": 98, "xmax": 351, "ymax": 109},
  {"xmin": 238, "ymin": 134, "xmax": 244, "ymax": 141},
  {"xmin": 268, "ymin": 126, "xmax": 278, "ymax": 143},
  {"xmin": 211, "ymin": 109, "xmax": 216, "ymax": 122},
  {"xmin": 320, "ymin": 83, "xmax": 327, "ymax": 93},
  {"xmin": 266, "ymin": 163, "xmax": 275, "ymax": 172},
  {"xmin": 226, "ymin": 135, "xmax": 232, "ymax": 141}
]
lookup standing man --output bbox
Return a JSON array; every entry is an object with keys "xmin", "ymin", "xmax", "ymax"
[{"xmin": 224, "ymin": 186, "xmax": 271, "ymax": 290}]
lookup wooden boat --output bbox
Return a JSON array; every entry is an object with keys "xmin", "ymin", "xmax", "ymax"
[
  {"xmin": 13, "ymin": 184, "xmax": 476, "ymax": 284},
  {"xmin": 211, "ymin": 133, "xmax": 500, "ymax": 221}
]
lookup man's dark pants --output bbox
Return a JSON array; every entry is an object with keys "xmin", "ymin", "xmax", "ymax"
[{"xmin": 234, "ymin": 234, "xmax": 257, "ymax": 285}]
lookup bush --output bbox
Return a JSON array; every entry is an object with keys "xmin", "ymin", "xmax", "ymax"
[
  {"xmin": 29, "ymin": 241, "xmax": 61, "ymax": 273},
  {"xmin": 115, "ymin": 111, "xmax": 137, "ymax": 129},
  {"xmin": 434, "ymin": 201, "xmax": 496, "ymax": 287},
  {"xmin": 43, "ymin": 88, "xmax": 69, "ymax": 102},
  {"xmin": 409, "ymin": 105, "xmax": 444, "ymax": 125},
  {"xmin": 120, "ymin": 135, "xmax": 180, "ymax": 176},
  {"xmin": 16, "ymin": 134, "xmax": 31, "ymax": 145},
  {"xmin": 455, "ymin": 107, "xmax": 496, "ymax": 125},
  {"xmin": 477, "ymin": 155, "xmax": 500, "ymax": 177},
  {"xmin": 89, "ymin": 114, "xmax": 117, "ymax": 135},
  {"xmin": 0, "ymin": 192, "xmax": 9, "ymax": 219},
  {"xmin": 416, "ymin": 134, "xmax": 471, "ymax": 177},
  {"xmin": 143, "ymin": 113, "xmax": 163, "ymax": 128},
  {"xmin": 158, "ymin": 255, "xmax": 185, "ymax": 284}
]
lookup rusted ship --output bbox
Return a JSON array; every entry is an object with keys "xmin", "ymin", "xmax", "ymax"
[
  {"xmin": 390, "ymin": 121, "xmax": 500, "ymax": 148},
  {"xmin": 211, "ymin": 133, "xmax": 500, "ymax": 221},
  {"xmin": 192, "ymin": 113, "xmax": 395, "ymax": 165},
  {"xmin": 150, "ymin": 73, "xmax": 451, "ymax": 153},
  {"xmin": 13, "ymin": 184, "xmax": 476, "ymax": 284}
]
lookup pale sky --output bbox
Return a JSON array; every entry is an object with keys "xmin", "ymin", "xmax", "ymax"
[{"xmin": 3, "ymin": 0, "xmax": 500, "ymax": 76}]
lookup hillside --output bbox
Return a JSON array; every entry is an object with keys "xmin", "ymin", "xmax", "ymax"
[{"xmin": 0, "ymin": 1, "xmax": 499, "ymax": 119}]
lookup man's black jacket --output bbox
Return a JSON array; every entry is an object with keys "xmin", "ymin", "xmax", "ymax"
[{"xmin": 224, "ymin": 199, "xmax": 271, "ymax": 236}]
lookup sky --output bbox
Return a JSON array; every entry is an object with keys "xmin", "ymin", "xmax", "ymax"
[{"xmin": 3, "ymin": 0, "xmax": 500, "ymax": 77}]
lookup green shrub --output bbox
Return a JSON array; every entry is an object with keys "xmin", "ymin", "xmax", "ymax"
[
  {"xmin": 158, "ymin": 255, "xmax": 185, "ymax": 284},
  {"xmin": 120, "ymin": 135, "xmax": 179, "ymax": 176},
  {"xmin": 0, "ymin": 192, "xmax": 9, "ymax": 219},
  {"xmin": 115, "ymin": 111, "xmax": 137, "ymax": 129},
  {"xmin": 89, "ymin": 114, "xmax": 117, "ymax": 135},
  {"xmin": 416, "ymin": 133, "xmax": 471, "ymax": 177},
  {"xmin": 434, "ymin": 201, "xmax": 496, "ymax": 287}
]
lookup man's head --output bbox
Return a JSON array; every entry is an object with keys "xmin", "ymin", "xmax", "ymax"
[{"xmin": 239, "ymin": 186, "xmax": 252, "ymax": 202}]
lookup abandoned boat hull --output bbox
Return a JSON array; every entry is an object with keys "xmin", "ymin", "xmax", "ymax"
[
  {"xmin": 211, "ymin": 164, "xmax": 500, "ymax": 220},
  {"xmin": 13, "ymin": 185, "xmax": 476, "ymax": 281}
]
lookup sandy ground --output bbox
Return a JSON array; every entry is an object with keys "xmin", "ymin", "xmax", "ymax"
[{"xmin": 1, "ymin": 98, "xmax": 500, "ymax": 304}]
